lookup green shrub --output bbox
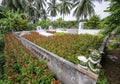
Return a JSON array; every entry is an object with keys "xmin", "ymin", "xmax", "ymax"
[
  {"xmin": 27, "ymin": 23, "xmax": 36, "ymax": 30},
  {"xmin": 0, "ymin": 10, "xmax": 30, "ymax": 34},
  {"xmin": 97, "ymin": 70, "xmax": 108, "ymax": 84},
  {"xmin": 53, "ymin": 32, "xmax": 64, "ymax": 36},
  {"xmin": 37, "ymin": 19, "xmax": 51, "ymax": 29},
  {"xmin": 84, "ymin": 15, "xmax": 101, "ymax": 29}
]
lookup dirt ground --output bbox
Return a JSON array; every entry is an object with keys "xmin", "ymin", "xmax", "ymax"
[{"xmin": 101, "ymin": 47, "xmax": 120, "ymax": 84}]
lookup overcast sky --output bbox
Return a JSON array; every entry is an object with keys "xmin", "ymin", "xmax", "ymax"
[{"xmin": 0, "ymin": 0, "xmax": 110, "ymax": 20}]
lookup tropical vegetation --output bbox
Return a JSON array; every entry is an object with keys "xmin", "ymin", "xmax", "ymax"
[
  {"xmin": 23, "ymin": 32, "xmax": 102, "ymax": 64},
  {"xmin": 47, "ymin": 0, "xmax": 59, "ymax": 21},
  {"xmin": 0, "ymin": 34, "xmax": 5, "ymax": 79},
  {"xmin": 102, "ymin": 0, "xmax": 120, "ymax": 34},
  {"xmin": 1, "ymin": 0, "xmax": 102, "ymax": 22},
  {"xmin": 59, "ymin": 0, "xmax": 72, "ymax": 20},
  {"xmin": 1, "ymin": 0, "xmax": 120, "ymax": 83},
  {"xmin": 84, "ymin": 15, "xmax": 102, "ymax": 29},
  {"xmin": 0, "ymin": 34, "xmax": 60, "ymax": 84}
]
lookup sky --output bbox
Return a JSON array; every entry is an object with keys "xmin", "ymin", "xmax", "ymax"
[{"xmin": 0, "ymin": 0, "xmax": 110, "ymax": 21}]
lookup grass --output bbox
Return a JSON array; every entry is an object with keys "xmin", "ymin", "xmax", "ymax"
[{"xmin": 97, "ymin": 69, "xmax": 108, "ymax": 84}]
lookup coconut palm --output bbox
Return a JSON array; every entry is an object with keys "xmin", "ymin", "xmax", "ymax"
[
  {"xmin": 2, "ymin": 0, "xmax": 26, "ymax": 12},
  {"xmin": 59, "ymin": 0, "xmax": 73, "ymax": 21},
  {"xmin": 1, "ymin": 0, "xmax": 47, "ymax": 23},
  {"xmin": 25, "ymin": 0, "xmax": 36, "ymax": 23},
  {"xmin": 35, "ymin": 0, "xmax": 47, "ymax": 18},
  {"xmin": 35, "ymin": 0, "xmax": 46, "ymax": 10},
  {"xmin": 0, "ymin": 6, "xmax": 6, "ymax": 19},
  {"xmin": 41, "ymin": 9, "xmax": 48, "ymax": 21},
  {"xmin": 73, "ymin": 0, "xmax": 102, "ymax": 21},
  {"xmin": 2, "ymin": 0, "xmax": 15, "ymax": 10},
  {"xmin": 47, "ymin": 0, "xmax": 59, "ymax": 21}
]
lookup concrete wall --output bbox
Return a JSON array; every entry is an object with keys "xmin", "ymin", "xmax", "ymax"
[
  {"xmin": 13, "ymin": 32, "xmax": 98, "ymax": 84},
  {"xmin": 78, "ymin": 29, "xmax": 101, "ymax": 35},
  {"xmin": 66, "ymin": 29, "xmax": 78, "ymax": 34}
]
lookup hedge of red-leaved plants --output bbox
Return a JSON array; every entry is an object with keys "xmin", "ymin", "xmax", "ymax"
[
  {"xmin": 2, "ymin": 34, "xmax": 60, "ymax": 84},
  {"xmin": 24, "ymin": 32, "xmax": 102, "ymax": 64}
]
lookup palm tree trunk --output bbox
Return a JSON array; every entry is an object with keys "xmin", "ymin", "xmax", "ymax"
[
  {"xmin": 63, "ymin": 14, "xmax": 64, "ymax": 21},
  {"xmin": 63, "ymin": 14, "xmax": 64, "ymax": 28},
  {"xmin": 51, "ymin": 16, "xmax": 53, "ymax": 27}
]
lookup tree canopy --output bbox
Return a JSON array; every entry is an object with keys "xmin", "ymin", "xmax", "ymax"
[{"xmin": 102, "ymin": 0, "xmax": 120, "ymax": 34}]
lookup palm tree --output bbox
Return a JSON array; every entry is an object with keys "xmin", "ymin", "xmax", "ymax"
[
  {"xmin": 35, "ymin": 0, "xmax": 46, "ymax": 9},
  {"xmin": 2, "ymin": 0, "xmax": 26, "ymax": 12},
  {"xmin": 2, "ymin": 0, "xmax": 15, "ymax": 10},
  {"xmin": 73, "ymin": 0, "xmax": 102, "ymax": 21},
  {"xmin": 25, "ymin": 0, "xmax": 37, "ymax": 23},
  {"xmin": 47, "ymin": 0, "xmax": 59, "ymax": 21},
  {"xmin": 59, "ymin": 0, "xmax": 73, "ymax": 21},
  {"xmin": 35, "ymin": 0, "xmax": 47, "ymax": 18},
  {"xmin": 41, "ymin": 9, "xmax": 48, "ymax": 21},
  {"xmin": 1, "ymin": 0, "xmax": 47, "ymax": 23},
  {"xmin": 0, "ymin": 6, "xmax": 6, "ymax": 19}
]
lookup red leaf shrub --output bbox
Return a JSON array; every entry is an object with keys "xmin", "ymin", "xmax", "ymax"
[
  {"xmin": 24, "ymin": 32, "xmax": 102, "ymax": 64},
  {"xmin": 3, "ymin": 34, "xmax": 59, "ymax": 84}
]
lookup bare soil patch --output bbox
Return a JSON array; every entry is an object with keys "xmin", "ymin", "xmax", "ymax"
[{"xmin": 101, "ymin": 48, "xmax": 120, "ymax": 84}]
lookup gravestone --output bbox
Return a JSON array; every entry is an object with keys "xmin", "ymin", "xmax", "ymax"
[
  {"xmin": 49, "ymin": 26, "xmax": 53, "ymax": 30},
  {"xmin": 78, "ymin": 22, "xmax": 84, "ymax": 34}
]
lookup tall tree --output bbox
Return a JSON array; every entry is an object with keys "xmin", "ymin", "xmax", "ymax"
[
  {"xmin": 103, "ymin": 0, "xmax": 120, "ymax": 33},
  {"xmin": 41, "ymin": 9, "xmax": 48, "ymax": 21},
  {"xmin": 47, "ymin": 0, "xmax": 59, "ymax": 21},
  {"xmin": 59, "ymin": 0, "xmax": 73, "ymax": 21},
  {"xmin": 2, "ymin": 0, "xmax": 26, "ymax": 12},
  {"xmin": 73, "ymin": 0, "xmax": 102, "ymax": 21},
  {"xmin": 0, "ymin": 6, "xmax": 6, "ymax": 19},
  {"xmin": 35, "ymin": 0, "xmax": 47, "ymax": 18},
  {"xmin": 1, "ymin": 0, "xmax": 47, "ymax": 23},
  {"xmin": 25, "ymin": 0, "xmax": 37, "ymax": 23},
  {"xmin": 35, "ymin": 0, "xmax": 46, "ymax": 10}
]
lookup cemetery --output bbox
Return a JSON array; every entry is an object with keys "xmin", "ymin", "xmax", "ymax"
[
  {"xmin": 11, "ymin": 23, "xmax": 105, "ymax": 84},
  {"xmin": 0, "ymin": 0, "xmax": 120, "ymax": 84}
]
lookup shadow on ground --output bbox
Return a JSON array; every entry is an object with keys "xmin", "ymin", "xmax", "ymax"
[{"xmin": 101, "ymin": 47, "xmax": 120, "ymax": 84}]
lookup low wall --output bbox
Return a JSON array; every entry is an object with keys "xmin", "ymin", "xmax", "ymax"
[
  {"xmin": 66, "ymin": 29, "xmax": 78, "ymax": 34},
  {"xmin": 78, "ymin": 29, "xmax": 101, "ymax": 35},
  {"xmin": 13, "ymin": 32, "xmax": 98, "ymax": 84}
]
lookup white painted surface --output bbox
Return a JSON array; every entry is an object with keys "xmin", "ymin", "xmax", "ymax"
[
  {"xmin": 36, "ymin": 26, "xmax": 53, "ymax": 36},
  {"xmin": 56, "ymin": 28, "xmax": 68, "ymax": 33},
  {"xmin": 78, "ymin": 29, "xmax": 101, "ymax": 35},
  {"xmin": 78, "ymin": 56, "xmax": 88, "ymax": 63},
  {"xmin": 78, "ymin": 22, "xmax": 101, "ymax": 35},
  {"xmin": 39, "ymin": 32, "xmax": 53, "ymax": 36}
]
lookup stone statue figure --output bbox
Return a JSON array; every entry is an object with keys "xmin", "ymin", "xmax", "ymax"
[{"xmin": 78, "ymin": 49, "xmax": 103, "ymax": 74}]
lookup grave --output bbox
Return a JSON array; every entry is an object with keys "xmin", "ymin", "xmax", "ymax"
[
  {"xmin": 56, "ymin": 28, "xmax": 68, "ymax": 33},
  {"xmin": 36, "ymin": 26, "xmax": 53, "ymax": 37},
  {"xmin": 78, "ymin": 22, "xmax": 101, "ymax": 35}
]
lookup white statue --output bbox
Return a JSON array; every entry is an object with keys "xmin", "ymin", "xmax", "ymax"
[{"xmin": 78, "ymin": 49, "xmax": 103, "ymax": 74}]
